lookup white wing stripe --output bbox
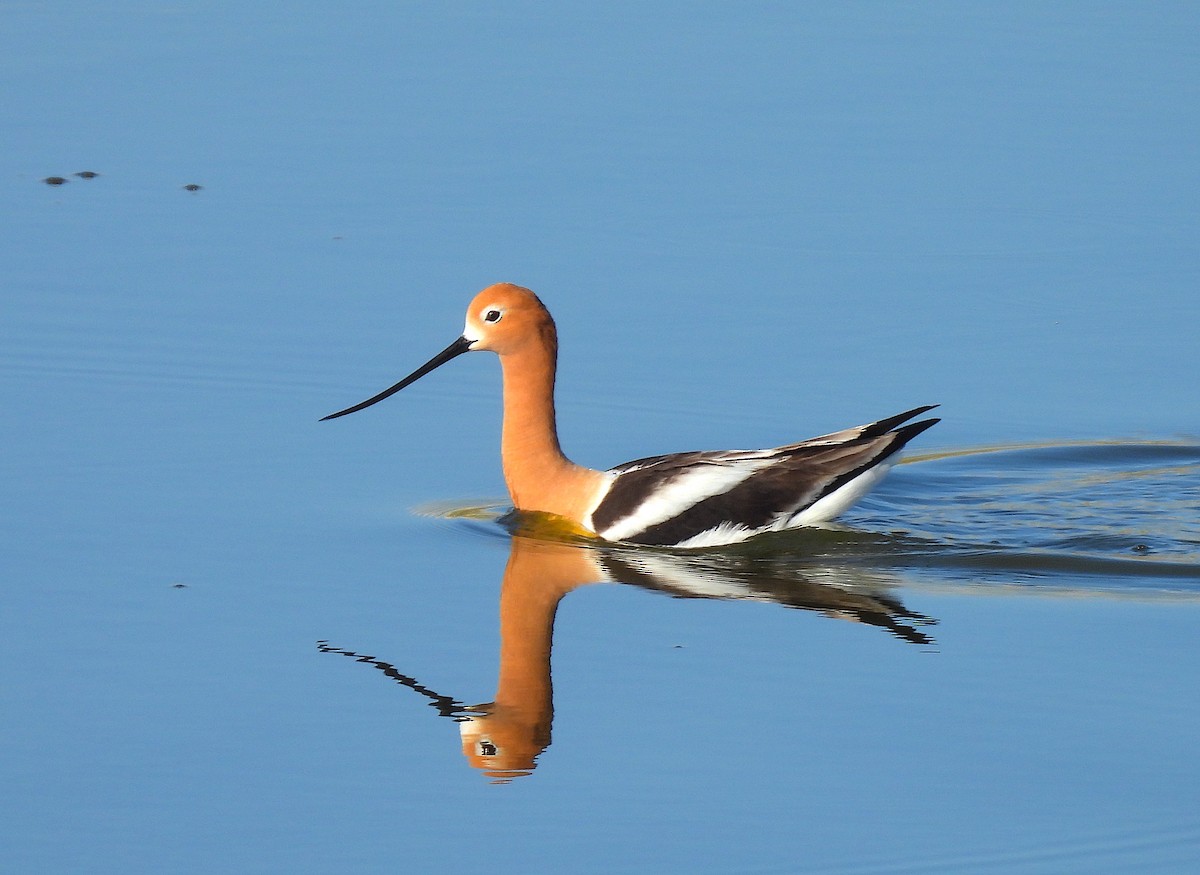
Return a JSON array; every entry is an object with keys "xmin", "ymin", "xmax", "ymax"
[
  {"xmin": 791, "ymin": 463, "xmax": 893, "ymax": 525},
  {"xmin": 596, "ymin": 459, "xmax": 772, "ymax": 541}
]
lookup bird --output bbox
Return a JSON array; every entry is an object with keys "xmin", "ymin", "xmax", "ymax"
[{"xmin": 322, "ymin": 283, "xmax": 938, "ymax": 548}]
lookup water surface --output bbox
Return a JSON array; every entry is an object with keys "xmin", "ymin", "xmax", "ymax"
[{"xmin": 4, "ymin": 2, "xmax": 1199, "ymax": 873}]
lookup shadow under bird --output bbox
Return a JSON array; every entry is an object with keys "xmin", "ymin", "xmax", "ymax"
[{"xmin": 322, "ymin": 283, "xmax": 938, "ymax": 548}]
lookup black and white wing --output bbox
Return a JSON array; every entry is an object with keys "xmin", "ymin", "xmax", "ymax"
[{"xmin": 585, "ymin": 405, "xmax": 939, "ymax": 547}]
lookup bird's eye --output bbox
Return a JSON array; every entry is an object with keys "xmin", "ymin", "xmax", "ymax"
[{"xmin": 484, "ymin": 309, "xmax": 502, "ymax": 323}]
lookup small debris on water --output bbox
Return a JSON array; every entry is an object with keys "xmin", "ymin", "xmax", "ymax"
[
  {"xmin": 43, "ymin": 176, "xmax": 68, "ymax": 185},
  {"xmin": 172, "ymin": 582, "xmax": 189, "ymax": 588},
  {"xmin": 1131, "ymin": 544, "xmax": 1151, "ymax": 554},
  {"xmin": 183, "ymin": 183, "xmax": 203, "ymax": 192},
  {"xmin": 75, "ymin": 171, "xmax": 100, "ymax": 179}
]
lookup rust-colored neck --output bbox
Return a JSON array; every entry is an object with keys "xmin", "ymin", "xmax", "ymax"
[{"xmin": 497, "ymin": 336, "xmax": 605, "ymax": 525}]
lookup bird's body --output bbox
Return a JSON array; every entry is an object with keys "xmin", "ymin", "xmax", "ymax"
[{"xmin": 323, "ymin": 283, "xmax": 938, "ymax": 547}]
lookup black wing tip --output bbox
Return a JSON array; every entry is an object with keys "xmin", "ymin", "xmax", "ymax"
[
  {"xmin": 861, "ymin": 404, "xmax": 940, "ymax": 439},
  {"xmin": 865, "ymin": 415, "xmax": 940, "ymax": 467},
  {"xmin": 891, "ymin": 416, "xmax": 940, "ymax": 447}
]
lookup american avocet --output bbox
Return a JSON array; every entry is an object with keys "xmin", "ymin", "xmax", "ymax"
[{"xmin": 323, "ymin": 283, "xmax": 938, "ymax": 548}]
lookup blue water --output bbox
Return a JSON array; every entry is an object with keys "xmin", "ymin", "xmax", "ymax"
[{"xmin": 4, "ymin": 3, "xmax": 1200, "ymax": 873}]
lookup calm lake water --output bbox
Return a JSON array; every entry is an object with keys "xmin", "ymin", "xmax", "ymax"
[{"xmin": 4, "ymin": 3, "xmax": 1199, "ymax": 873}]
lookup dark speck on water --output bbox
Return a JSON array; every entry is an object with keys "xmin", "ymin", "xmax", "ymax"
[
  {"xmin": 42, "ymin": 176, "xmax": 67, "ymax": 185},
  {"xmin": 75, "ymin": 171, "xmax": 99, "ymax": 179},
  {"xmin": 183, "ymin": 183, "xmax": 203, "ymax": 191}
]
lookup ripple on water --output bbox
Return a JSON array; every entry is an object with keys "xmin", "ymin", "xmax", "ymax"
[
  {"xmin": 417, "ymin": 440, "xmax": 1200, "ymax": 598},
  {"xmin": 851, "ymin": 440, "xmax": 1200, "ymax": 591}
]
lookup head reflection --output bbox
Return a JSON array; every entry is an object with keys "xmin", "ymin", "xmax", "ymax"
[{"xmin": 319, "ymin": 520, "xmax": 936, "ymax": 784}]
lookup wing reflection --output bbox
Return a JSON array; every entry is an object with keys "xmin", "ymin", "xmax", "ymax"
[
  {"xmin": 320, "ymin": 530, "xmax": 936, "ymax": 783},
  {"xmin": 598, "ymin": 549, "xmax": 936, "ymax": 646}
]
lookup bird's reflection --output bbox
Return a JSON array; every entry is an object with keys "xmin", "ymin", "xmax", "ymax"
[{"xmin": 319, "ymin": 524, "xmax": 936, "ymax": 783}]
